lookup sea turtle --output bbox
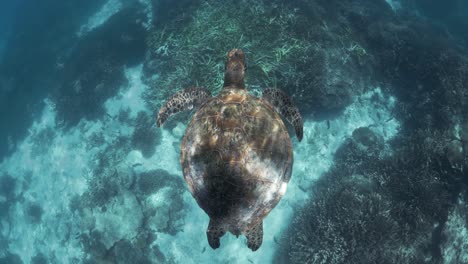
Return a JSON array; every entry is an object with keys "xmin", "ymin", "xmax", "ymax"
[{"xmin": 157, "ymin": 49, "xmax": 303, "ymax": 251}]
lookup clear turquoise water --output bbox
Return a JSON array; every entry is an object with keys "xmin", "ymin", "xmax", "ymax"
[{"xmin": 0, "ymin": 1, "xmax": 467, "ymax": 263}]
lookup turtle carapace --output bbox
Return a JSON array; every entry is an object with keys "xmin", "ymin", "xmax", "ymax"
[{"xmin": 157, "ymin": 49, "xmax": 303, "ymax": 251}]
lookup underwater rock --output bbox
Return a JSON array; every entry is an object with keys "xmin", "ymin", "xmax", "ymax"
[
  {"xmin": 350, "ymin": 126, "xmax": 385, "ymax": 158},
  {"xmin": 136, "ymin": 169, "xmax": 184, "ymax": 196},
  {"xmin": 106, "ymin": 239, "xmax": 151, "ymax": 264},
  {"xmin": 136, "ymin": 169, "xmax": 186, "ymax": 234},
  {"xmin": 30, "ymin": 253, "xmax": 48, "ymax": 264},
  {"xmin": 333, "ymin": 126, "xmax": 384, "ymax": 169},
  {"xmin": 152, "ymin": 245, "xmax": 167, "ymax": 263},
  {"xmin": 131, "ymin": 111, "xmax": 160, "ymax": 158},
  {"xmin": 84, "ymin": 169, "xmax": 122, "ymax": 208},
  {"xmin": 79, "ymin": 208, "xmax": 97, "ymax": 231},
  {"xmin": 144, "ymin": 186, "xmax": 180, "ymax": 233},
  {"xmin": 80, "ymin": 230, "xmax": 109, "ymax": 261},
  {"xmin": 352, "ymin": 127, "xmax": 384, "ymax": 148},
  {"xmin": 145, "ymin": 191, "xmax": 171, "ymax": 231},
  {"xmin": 25, "ymin": 202, "xmax": 44, "ymax": 224},
  {"xmin": 137, "ymin": 170, "xmax": 166, "ymax": 195},
  {"xmin": 83, "ymin": 137, "xmax": 134, "ymax": 208},
  {"xmin": 93, "ymin": 191, "xmax": 143, "ymax": 249}
]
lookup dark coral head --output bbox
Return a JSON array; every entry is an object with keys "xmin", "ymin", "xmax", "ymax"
[{"xmin": 224, "ymin": 49, "xmax": 246, "ymax": 88}]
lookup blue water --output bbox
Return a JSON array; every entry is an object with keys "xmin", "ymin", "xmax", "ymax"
[
  {"xmin": 0, "ymin": 0, "xmax": 467, "ymax": 263},
  {"xmin": 0, "ymin": 1, "xmax": 20, "ymax": 71}
]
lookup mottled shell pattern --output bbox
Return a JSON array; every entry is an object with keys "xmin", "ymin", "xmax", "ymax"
[{"xmin": 180, "ymin": 87, "xmax": 293, "ymax": 234}]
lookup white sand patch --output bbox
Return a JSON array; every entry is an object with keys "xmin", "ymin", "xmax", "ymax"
[
  {"xmin": 0, "ymin": 100, "xmax": 90, "ymax": 262},
  {"xmin": 138, "ymin": 0, "xmax": 153, "ymax": 29},
  {"xmin": 105, "ymin": 65, "xmax": 149, "ymax": 119},
  {"xmin": 77, "ymin": 0, "xmax": 153, "ymax": 36},
  {"xmin": 385, "ymin": 0, "xmax": 401, "ymax": 10},
  {"xmin": 0, "ymin": 65, "xmax": 149, "ymax": 262},
  {"xmin": 77, "ymin": 0, "xmax": 123, "ymax": 37}
]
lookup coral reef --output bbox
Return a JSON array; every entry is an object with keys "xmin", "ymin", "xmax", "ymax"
[
  {"xmin": 77, "ymin": 168, "xmax": 185, "ymax": 262},
  {"xmin": 26, "ymin": 203, "xmax": 44, "ymax": 224},
  {"xmin": 106, "ymin": 239, "xmax": 151, "ymax": 264},
  {"xmin": 30, "ymin": 253, "xmax": 48, "ymax": 264},
  {"xmin": 137, "ymin": 169, "xmax": 183, "ymax": 195},
  {"xmin": 280, "ymin": 127, "xmax": 456, "ymax": 263},
  {"xmin": 82, "ymin": 136, "xmax": 133, "ymax": 208},
  {"xmin": 53, "ymin": 3, "xmax": 148, "ymax": 126},
  {"xmin": 92, "ymin": 192, "xmax": 144, "ymax": 249},
  {"xmin": 73, "ymin": 150, "xmax": 186, "ymax": 262},
  {"xmin": 131, "ymin": 111, "xmax": 161, "ymax": 158},
  {"xmin": 135, "ymin": 169, "xmax": 186, "ymax": 234},
  {"xmin": 75, "ymin": 130, "xmax": 185, "ymax": 261}
]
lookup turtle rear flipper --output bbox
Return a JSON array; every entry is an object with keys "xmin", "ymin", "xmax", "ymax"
[
  {"xmin": 157, "ymin": 87, "xmax": 211, "ymax": 127},
  {"xmin": 245, "ymin": 221, "xmax": 263, "ymax": 251},
  {"xmin": 207, "ymin": 219, "xmax": 226, "ymax": 249},
  {"xmin": 262, "ymin": 88, "xmax": 303, "ymax": 141}
]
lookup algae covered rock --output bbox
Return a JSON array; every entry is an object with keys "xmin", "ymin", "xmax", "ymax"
[
  {"xmin": 131, "ymin": 111, "xmax": 161, "ymax": 158},
  {"xmin": 93, "ymin": 192, "xmax": 144, "ymax": 249}
]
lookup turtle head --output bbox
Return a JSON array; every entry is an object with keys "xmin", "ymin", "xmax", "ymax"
[{"xmin": 223, "ymin": 49, "xmax": 246, "ymax": 89}]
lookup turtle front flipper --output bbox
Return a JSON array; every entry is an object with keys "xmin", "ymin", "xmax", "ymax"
[
  {"xmin": 262, "ymin": 88, "xmax": 303, "ymax": 141},
  {"xmin": 157, "ymin": 87, "xmax": 211, "ymax": 127},
  {"xmin": 206, "ymin": 219, "xmax": 226, "ymax": 249},
  {"xmin": 245, "ymin": 221, "xmax": 263, "ymax": 251}
]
